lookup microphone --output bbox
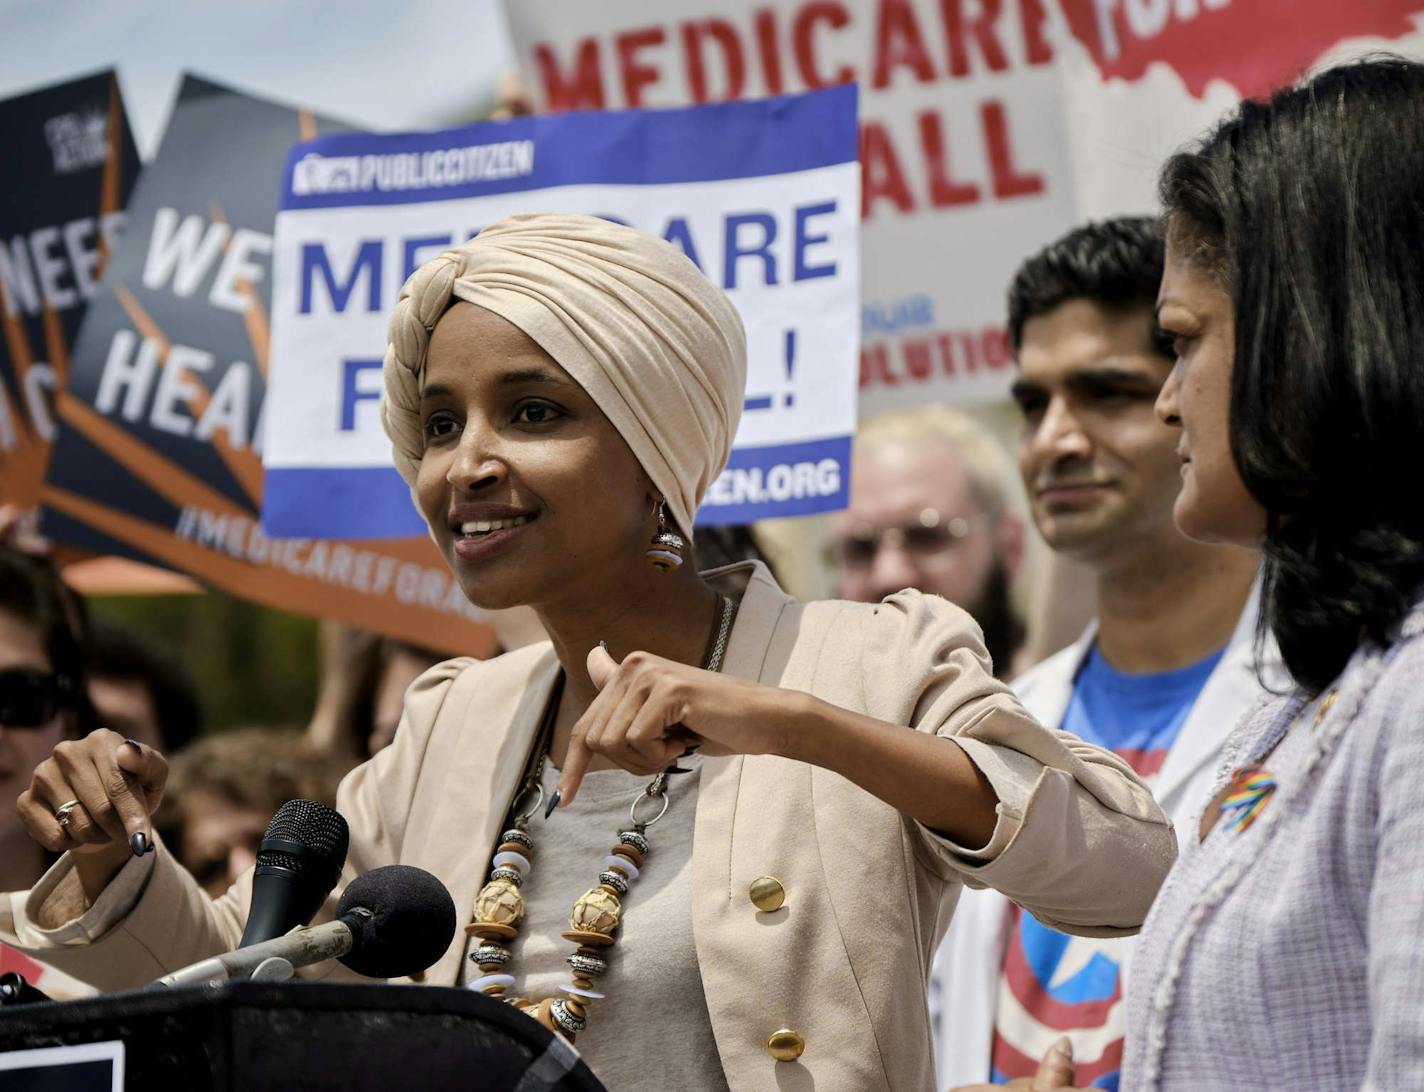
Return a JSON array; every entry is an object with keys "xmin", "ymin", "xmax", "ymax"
[
  {"xmin": 238, "ymin": 799, "xmax": 349, "ymax": 948},
  {"xmin": 157, "ymin": 865, "xmax": 456, "ymax": 987},
  {"xmin": 0, "ymin": 971, "xmax": 53, "ymax": 1007},
  {"xmin": 334, "ymin": 863, "xmax": 457, "ymax": 978}
]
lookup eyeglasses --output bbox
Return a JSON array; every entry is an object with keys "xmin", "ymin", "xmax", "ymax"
[
  {"xmin": 0, "ymin": 668, "xmax": 74, "ymax": 729},
  {"xmin": 827, "ymin": 508, "xmax": 990, "ymax": 570}
]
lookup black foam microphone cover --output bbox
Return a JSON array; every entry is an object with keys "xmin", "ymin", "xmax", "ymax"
[
  {"xmin": 238, "ymin": 799, "xmax": 349, "ymax": 948},
  {"xmin": 336, "ymin": 865, "xmax": 457, "ymax": 979}
]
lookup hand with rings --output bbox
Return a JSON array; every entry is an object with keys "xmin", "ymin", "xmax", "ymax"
[
  {"xmin": 53, "ymin": 799, "xmax": 82, "ymax": 831},
  {"xmin": 17, "ymin": 728, "xmax": 169, "ymax": 868}
]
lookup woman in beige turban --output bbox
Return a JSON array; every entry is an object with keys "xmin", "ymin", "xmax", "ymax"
[{"xmin": 7, "ymin": 214, "xmax": 1174, "ymax": 1091}]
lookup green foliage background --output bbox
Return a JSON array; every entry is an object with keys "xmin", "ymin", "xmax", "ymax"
[{"xmin": 89, "ymin": 590, "xmax": 319, "ymax": 732}]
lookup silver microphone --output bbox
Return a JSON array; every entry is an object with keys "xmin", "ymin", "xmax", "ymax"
[
  {"xmin": 156, "ymin": 912, "xmax": 370, "ymax": 987},
  {"xmin": 154, "ymin": 864, "xmax": 457, "ymax": 987}
]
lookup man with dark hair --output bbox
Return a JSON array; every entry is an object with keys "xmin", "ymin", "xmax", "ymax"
[
  {"xmin": 1005, "ymin": 218, "xmax": 1172, "ymax": 350},
  {"xmin": 85, "ymin": 619, "xmax": 203, "ymax": 754},
  {"xmin": 933, "ymin": 218, "xmax": 1272, "ymax": 1090}
]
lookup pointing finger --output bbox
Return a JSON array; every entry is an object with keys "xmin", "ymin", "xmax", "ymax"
[{"xmin": 557, "ymin": 727, "xmax": 593, "ymax": 810}]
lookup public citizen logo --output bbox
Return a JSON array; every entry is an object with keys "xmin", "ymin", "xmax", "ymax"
[
  {"xmin": 291, "ymin": 141, "xmax": 536, "ymax": 197},
  {"xmin": 44, "ymin": 109, "xmax": 108, "ymax": 174}
]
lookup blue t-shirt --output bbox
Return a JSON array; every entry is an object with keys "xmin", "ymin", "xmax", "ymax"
[
  {"xmin": 1062, "ymin": 643, "xmax": 1226, "ymax": 773},
  {"xmin": 989, "ymin": 643, "xmax": 1225, "ymax": 1090}
]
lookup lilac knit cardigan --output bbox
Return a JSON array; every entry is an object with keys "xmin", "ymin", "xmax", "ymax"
[{"xmin": 1123, "ymin": 601, "xmax": 1424, "ymax": 1090}]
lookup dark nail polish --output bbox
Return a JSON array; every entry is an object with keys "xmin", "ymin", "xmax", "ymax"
[
  {"xmin": 544, "ymin": 789, "xmax": 561, "ymax": 819},
  {"xmin": 124, "ymin": 738, "xmax": 143, "ymax": 754},
  {"xmin": 680, "ymin": 744, "xmax": 700, "ymax": 757},
  {"xmin": 597, "ymin": 639, "xmax": 608, "ymax": 652},
  {"xmin": 130, "ymin": 832, "xmax": 148, "ymax": 857},
  {"xmin": 666, "ymin": 765, "xmax": 691, "ymax": 774}
]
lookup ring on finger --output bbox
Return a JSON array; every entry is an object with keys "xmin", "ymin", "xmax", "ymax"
[{"xmin": 53, "ymin": 799, "xmax": 82, "ymax": 830}]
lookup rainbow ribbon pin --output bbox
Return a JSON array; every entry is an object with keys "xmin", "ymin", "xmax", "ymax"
[{"xmin": 1219, "ymin": 765, "xmax": 1278, "ymax": 833}]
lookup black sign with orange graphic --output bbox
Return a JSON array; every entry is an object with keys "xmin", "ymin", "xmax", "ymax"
[
  {"xmin": 42, "ymin": 75, "xmax": 499, "ymax": 657},
  {"xmin": 0, "ymin": 70, "xmax": 140, "ymax": 509}
]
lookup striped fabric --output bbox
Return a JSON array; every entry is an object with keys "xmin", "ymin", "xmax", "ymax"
[
  {"xmin": 989, "ymin": 646, "xmax": 1221, "ymax": 1090},
  {"xmin": 991, "ymin": 911, "xmax": 1126, "ymax": 1086}
]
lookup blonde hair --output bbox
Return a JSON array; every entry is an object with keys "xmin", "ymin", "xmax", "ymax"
[{"xmin": 855, "ymin": 404, "xmax": 1021, "ymax": 518}]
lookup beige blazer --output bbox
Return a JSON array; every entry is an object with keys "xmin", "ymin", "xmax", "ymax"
[{"xmin": 3, "ymin": 562, "xmax": 1174, "ymax": 1091}]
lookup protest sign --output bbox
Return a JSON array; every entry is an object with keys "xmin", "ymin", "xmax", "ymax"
[
  {"xmin": 504, "ymin": 0, "xmax": 1424, "ymax": 415},
  {"xmin": 503, "ymin": 0, "xmax": 1075, "ymax": 413},
  {"xmin": 0, "ymin": 70, "xmax": 140, "ymax": 508},
  {"xmin": 262, "ymin": 85, "xmax": 859, "ymax": 537},
  {"xmin": 1054, "ymin": 0, "xmax": 1424, "ymax": 219},
  {"xmin": 41, "ymin": 75, "xmax": 499, "ymax": 656}
]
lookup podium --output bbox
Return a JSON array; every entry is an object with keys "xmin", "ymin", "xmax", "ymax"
[{"xmin": 0, "ymin": 980, "xmax": 605, "ymax": 1091}]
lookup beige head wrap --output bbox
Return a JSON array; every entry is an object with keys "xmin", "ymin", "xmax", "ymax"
[{"xmin": 381, "ymin": 212, "xmax": 747, "ymax": 536}]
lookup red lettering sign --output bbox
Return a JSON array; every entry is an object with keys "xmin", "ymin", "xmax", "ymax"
[
  {"xmin": 684, "ymin": 19, "xmax": 748, "ymax": 101},
  {"xmin": 873, "ymin": 0, "xmax": 938, "ymax": 89},
  {"xmin": 1060, "ymin": 0, "xmax": 1420, "ymax": 97},
  {"xmin": 535, "ymin": 38, "xmax": 605, "ymax": 110},
  {"xmin": 617, "ymin": 27, "xmax": 667, "ymax": 107},
  {"xmin": 793, "ymin": 1, "xmax": 856, "ymax": 88}
]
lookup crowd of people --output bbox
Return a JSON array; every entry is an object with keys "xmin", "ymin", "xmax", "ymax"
[{"xmin": 2, "ymin": 57, "xmax": 1422, "ymax": 1091}]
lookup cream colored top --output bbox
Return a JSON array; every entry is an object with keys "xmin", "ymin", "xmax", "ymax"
[{"xmin": 2, "ymin": 562, "xmax": 1176, "ymax": 1091}]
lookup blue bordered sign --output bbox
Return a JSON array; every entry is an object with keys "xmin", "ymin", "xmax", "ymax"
[{"xmin": 263, "ymin": 85, "xmax": 859, "ymax": 538}]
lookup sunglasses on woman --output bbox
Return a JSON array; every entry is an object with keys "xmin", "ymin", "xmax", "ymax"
[{"xmin": 0, "ymin": 668, "xmax": 75, "ymax": 728}]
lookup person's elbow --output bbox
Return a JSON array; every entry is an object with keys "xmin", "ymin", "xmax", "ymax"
[{"xmin": 1042, "ymin": 816, "xmax": 1178, "ymax": 937}]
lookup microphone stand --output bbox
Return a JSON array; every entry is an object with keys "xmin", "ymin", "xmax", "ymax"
[{"xmin": 155, "ymin": 908, "xmax": 373, "ymax": 988}]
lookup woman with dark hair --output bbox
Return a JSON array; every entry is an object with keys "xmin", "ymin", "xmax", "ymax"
[
  {"xmin": 1120, "ymin": 58, "xmax": 1424, "ymax": 1090},
  {"xmin": 0, "ymin": 545, "xmax": 99, "ymax": 1001},
  {"xmin": 5, "ymin": 214, "xmax": 1173, "ymax": 1090},
  {"xmin": 0, "ymin": 545, "xmax": 95, "ymax": 892}
]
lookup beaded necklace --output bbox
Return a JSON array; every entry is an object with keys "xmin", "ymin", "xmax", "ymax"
[{"xmin": 465, "ymin": 593, "xmax": 736, "ymax": 1042}]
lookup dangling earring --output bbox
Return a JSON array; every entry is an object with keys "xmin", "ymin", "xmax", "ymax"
[{"xmin": 645, "ymin": 501, "xmax": 685, "ymax": 571}]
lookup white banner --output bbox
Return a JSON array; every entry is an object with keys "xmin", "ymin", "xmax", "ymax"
[
  {"xmin": 1051, "ymin": 0, "xmax": 1424, "ymax": 219},
  {"xmin": 503, "ymin": 0, "xmax": 1424, "ymax": 419},
  {"xmin": 503, "ymin": 0, "xmax": 1078, "ymax": 413},
  {"xmin": 262, "ymin": 87, "xmax": 860, "ymax": 539}
]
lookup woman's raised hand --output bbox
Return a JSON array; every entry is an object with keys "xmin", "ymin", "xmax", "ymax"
[
  {"xmin": 17, "ymin": 729, "xmax": 168, "ymax": 862},
  {"xmin": 557, "ymin": 644, "xmax": 802, "ymax": 806}
]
